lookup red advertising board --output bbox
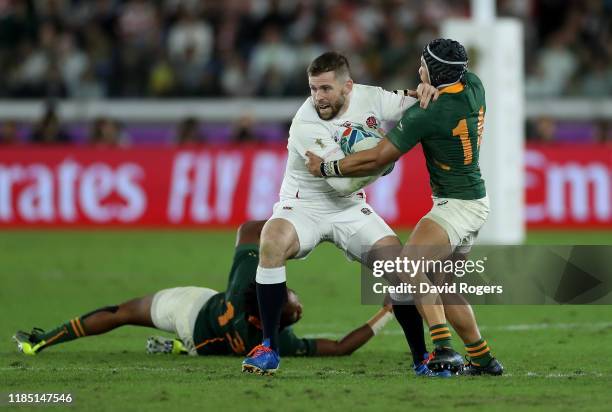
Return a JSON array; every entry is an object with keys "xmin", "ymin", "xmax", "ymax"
[
  {"xmin": 526, "ymin": 144, "xmax": 612, "ymax": 228},
  {"xmin": 0, "ymin": 144, "xmax": 610, "ymax": 229}
]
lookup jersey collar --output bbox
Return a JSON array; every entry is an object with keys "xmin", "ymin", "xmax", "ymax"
[{"xmin": 439, "ymin": 82, "xmax": 465, "ymax": 94}]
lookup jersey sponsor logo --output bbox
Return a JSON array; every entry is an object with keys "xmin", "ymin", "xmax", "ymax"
[
  {"xmin": 283, "ymin": 206, "xmax": 293, "ymax": 210},
  {"xmin": 366, "ymin": 116, "xmax": 378, "ymax": 128},
  {"xmin": 361, "ymin": 207, "xmax": 372, "ymax": 215},
  {"xmin": 436, "ymin": 200, "xmax": 449, "ymax": 206},
  {"xmin": 397, "ymin": 120, "xmax": 403, "ymax": 131}
]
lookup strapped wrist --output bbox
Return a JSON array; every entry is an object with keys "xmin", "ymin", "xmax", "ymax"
[
  {"xmin": 320, "ymin": 160, "xmax": 342, "ymax": 177},
  {"xmin": 367, "ymin": 308, "xmax": 394, "ymax": 335}
]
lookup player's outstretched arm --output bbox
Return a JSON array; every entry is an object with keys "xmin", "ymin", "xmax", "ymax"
[
  {"xmin": 306, "ymin": 137, "xmax": 402, "ymax": 178},
  {"xmin": 313, "ymin": 306, "xmax": 394, "ymax": 356}
]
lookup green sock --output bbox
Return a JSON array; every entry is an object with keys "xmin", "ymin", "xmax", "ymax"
[
  {"xmin": 465, "ymin": 338, "xmax": 493, "ymax": 366},
  {"xmin": 429, "ymin": 323, "xmax": 452, "ymax": 349},
  {"xmin": 37, "ymin": 317, "xmax": 87, "ymax": 350}
]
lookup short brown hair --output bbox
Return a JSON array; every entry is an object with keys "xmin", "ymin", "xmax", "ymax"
[{"xmin": 307, "ymin": 51, "xmax": 351, "ymax": 80}]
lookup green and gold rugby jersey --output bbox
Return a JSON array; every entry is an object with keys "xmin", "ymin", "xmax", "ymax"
[
  {"xmin": 192, "ymin": 244, "xmax": 317, "ymax": 356},
  {"xmin": 387, "ymin": 72, "xmax": 486, "ymax": 200}
]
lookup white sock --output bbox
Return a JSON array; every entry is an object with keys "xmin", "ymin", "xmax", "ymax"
[{"xmin": 256, "ymin": 266, "xmax": 286, "ymax": 284}]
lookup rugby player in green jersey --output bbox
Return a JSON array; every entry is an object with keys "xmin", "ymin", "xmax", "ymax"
[
  {"xmin": 306, "ymin": 39, "xmax": 503, "ymax": 376},
  {"xmin": 13, "ymin": 221, "xmax": 394, "ymax": 359}
]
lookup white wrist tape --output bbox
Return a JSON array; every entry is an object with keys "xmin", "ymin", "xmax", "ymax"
[{"xmin": 367, "ymin": 310, "xmax": 394, "ymax": 335}]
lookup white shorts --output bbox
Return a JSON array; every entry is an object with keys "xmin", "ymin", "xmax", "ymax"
[
  {"xmin": 269, "ymin": 197, "xmax": 396, "ymax": 261},
  {"xmin": 150, "ymin": 287, "xmax": 218, "ymax": 355},
  {"xmin": 424, "ymin": 196, "xmax": 489, "ymax": 254}
]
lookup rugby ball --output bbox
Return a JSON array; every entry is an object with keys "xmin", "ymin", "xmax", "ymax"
[
  {"xmin": 338, "ymin": 123, "xmax": 394, "ymax": 175},
  {"xmin": 338, "ymin": 123, "xmax": 380, "ymax": 154}
]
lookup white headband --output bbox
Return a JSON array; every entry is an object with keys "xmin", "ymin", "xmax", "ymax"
[{"xmin": 426, "ymin": 45, "xmax": 468, "ymax": 65}]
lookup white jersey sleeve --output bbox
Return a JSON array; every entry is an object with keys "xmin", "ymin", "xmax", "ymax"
[{"xmin": 377, "ymin": 87, "xmax": 416, "ymax": 122}]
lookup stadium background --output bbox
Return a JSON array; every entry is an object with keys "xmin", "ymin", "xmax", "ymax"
[{"xmin": 1, "ymin": 0, "xmax": 611, "ymax": 411}]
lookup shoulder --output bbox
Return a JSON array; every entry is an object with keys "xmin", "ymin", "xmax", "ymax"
[
  {"xmin": 290, "ymin": 101, "xmax": 330, "ymax": 140},
  {"xmin": 389, "ymin": 101, "xmax": 434, "ymax": 141},
  {"xmin": 401, "ymin": 100, "xmax": 430, "ymax": 120},
  {"xmin": 353, "ymin": 83, "xmax": 384, "ymax": 96},
  {"xmin": 293, "ymin": 96, "xmax": 319, "ymax": 123},
  {"xmin": 464, "ymin": 72, "xmax": 483, "ymax": 88},
  {"xmin": 291, "ymin": 98, "xmax": 329, "ymax": 133},
  {"xmin": 352, "ymin": 83, "xmax": 391, "ymax": 104}
]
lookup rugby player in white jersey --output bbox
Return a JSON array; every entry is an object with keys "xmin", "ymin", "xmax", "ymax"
[{"xmin": 241, "ymin": 51, "xmax": 447, "ymax": 377}]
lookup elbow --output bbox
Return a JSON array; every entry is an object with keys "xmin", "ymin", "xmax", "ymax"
[
  {"xmin": 359, "ymin": 150, "xmax": 387, "ymax": 175},
  {"xmin": 333, "ymin": 342, "xmax": 354, "ymax": 356}
]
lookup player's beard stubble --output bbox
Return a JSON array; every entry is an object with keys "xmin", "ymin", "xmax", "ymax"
[{"xmin": 315, "ymin": 93, "xmax": 346, "ymax": 120}]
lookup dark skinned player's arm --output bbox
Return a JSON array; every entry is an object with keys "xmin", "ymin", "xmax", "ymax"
[
  {"xmin": 313, "ymin": 306, "xmax": 394, "ymax": 356},
  {"xmin": 234, "ymin": 220, "xmax": 267, "ymax": 247},
  {"xmin": 305, "ymin": 135, "xmax": 404, "ymax": 178},
  {"xmin": 337, "ymin": 137, "xmax": 403, "ymax": 177}
]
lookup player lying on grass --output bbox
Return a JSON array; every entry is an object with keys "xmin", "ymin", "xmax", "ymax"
[
  {"xmin": 13, "ymin": 221, "xmax": 395, "ymax": 358},
  {"xmin": 306, "ymin": 39, "xmax": 503, "ymax": 376}
]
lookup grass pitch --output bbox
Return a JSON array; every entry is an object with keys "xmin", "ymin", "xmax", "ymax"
[{"xmin": 1, "ymin": 229, "xmax": 612, "ymax": 411}]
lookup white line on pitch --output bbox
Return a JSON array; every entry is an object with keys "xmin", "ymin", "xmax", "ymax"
[{"xmin": 300, "ymin": 321, "xmax": 612, "ymax": 337}]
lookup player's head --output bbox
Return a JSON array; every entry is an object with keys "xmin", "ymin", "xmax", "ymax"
[
  {"xmin": 307, "ymin": 51, "xmax": 354, "ymax": 120},
  {"xmin": 282, "ymin": 288, "xmax": 303, "ymax": 327},
  {"xmin": 420, "ymin": 38, "xmax": 468, "ymax": 88},
  {"xmin": 245, "ymin": 284, "xmax": 303, "ymax": 328}
]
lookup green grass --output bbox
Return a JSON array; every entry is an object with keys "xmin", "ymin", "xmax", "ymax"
[{"xmin": 1, "ymin": 230, "xmax": 612, "ymax": 411}]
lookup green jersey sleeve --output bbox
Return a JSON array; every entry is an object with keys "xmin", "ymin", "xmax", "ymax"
[
  {"xmin": 386, "ymin": 102, "xmax": 435, "ymax": 154},
  {"xmin": 278, "ymin": 327, "xmax": 317, "ymax": 357},
  {"xmin": 225, "ymin": 244, "xmax": 259, "ymax": 305}
]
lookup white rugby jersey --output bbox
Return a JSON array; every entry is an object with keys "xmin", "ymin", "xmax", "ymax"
[{"xmin": 279, "ymin": 84, "xmax": 415, "ymax": 203}]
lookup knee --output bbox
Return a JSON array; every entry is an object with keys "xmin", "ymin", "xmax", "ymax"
[{"xmin": 259, "ymin": 220, "xmax": 298, "ymax": 265}]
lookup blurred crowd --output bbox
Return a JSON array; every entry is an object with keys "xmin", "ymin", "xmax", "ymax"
[
  {"xmin": 0, "ymin": 0, "xmax": 459, "ymax": 99},
  {"xmin": 1, "ymin": 0, "xmax": 610, "ymax": 99},
  {"xmin": 0, "ymin": 0, "xmax": 611, "ymax": 144}
]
